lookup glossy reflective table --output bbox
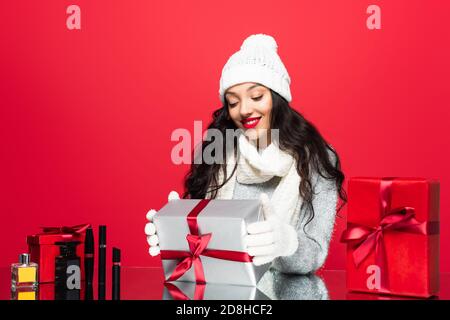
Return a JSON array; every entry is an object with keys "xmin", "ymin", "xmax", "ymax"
[{"xmin": 1, "ymin": 267, "xmax": 449, "ymax": 300}]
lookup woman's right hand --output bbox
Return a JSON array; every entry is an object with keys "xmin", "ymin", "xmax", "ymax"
[{"xmin": 145, "ymin": 191, "xmax": 181, "ymax": 256}]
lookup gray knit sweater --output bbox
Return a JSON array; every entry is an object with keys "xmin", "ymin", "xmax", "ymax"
[{"xmin": 232, "ymin": 161, "xmax": 338, "ymax": 277}]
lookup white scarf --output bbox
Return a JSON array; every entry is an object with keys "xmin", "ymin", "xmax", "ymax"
[{"xmin": 206, "ymin": 134, "xmax": 302, "ymax": 226}]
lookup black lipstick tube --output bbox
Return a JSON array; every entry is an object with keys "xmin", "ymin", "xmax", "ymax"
[
  {"xmin": 112, "ymin": 247, "xmax": 121, "ymax": 300},
  {"xmin": 98, "ymin": 225, "xmax": 106, "ymax": 300},
  {"xmin": 84, "ymin": 227, "xmax": 94, "ymax": 300},
  {"xmin": 84, "ymin": 227, "xmax": 94, "ymax": 286}
]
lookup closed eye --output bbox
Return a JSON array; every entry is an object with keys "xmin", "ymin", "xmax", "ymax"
[{"xmin": 252, "ymin": 95, "xmax": 263, "ymax": 101}]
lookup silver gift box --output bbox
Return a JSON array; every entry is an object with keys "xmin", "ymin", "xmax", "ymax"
[
  {"xmin": 154, "ymin": 199, "xmax": 270, "ymax": 286},
  {"xmin": 162, "ymin": 281, "xmax": 271, "ymax": 300}
]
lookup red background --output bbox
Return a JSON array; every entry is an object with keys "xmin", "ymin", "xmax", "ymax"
[{"xmin": 1, "ymin": 1, "xmax": 449, "ymax": 272}]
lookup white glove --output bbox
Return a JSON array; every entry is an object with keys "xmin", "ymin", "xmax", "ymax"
[
  {"xmin": 145, "ymin": 191, "xmax": 180, "ymax": 257},
  {"xmin": 244, "ymin": 193, "xmax": 299, "ymax": 266}
]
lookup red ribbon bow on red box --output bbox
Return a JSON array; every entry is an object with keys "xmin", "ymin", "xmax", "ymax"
[
  {"xmin": 160, "ymin": 199, "xmax": 253, "ymax": 283},
  {"xmin": 340, "ymin": 178, "xmax": 439, "ymax": 292},
  {"xmin": 41, "ymin": 223, "xmax": 91, "ymax": 235}
]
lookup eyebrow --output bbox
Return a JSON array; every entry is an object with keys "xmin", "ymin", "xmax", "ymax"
[{"xmin": 225, "ymin": 84, "xmax": 263, "ymax": 97}]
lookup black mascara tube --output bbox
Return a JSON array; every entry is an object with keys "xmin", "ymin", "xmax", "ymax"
[
  {"xmin": 112, "ymin": 247, "xmax": 121, "ymax": 300},
  {"xmin": 98, "ymin": 225, "xmax": 106, "ymax": 300}
]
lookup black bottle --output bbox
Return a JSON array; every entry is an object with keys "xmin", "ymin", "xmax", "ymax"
[{"xmin": 54, "ymin": 241, "xmax": 81, "ymax": 300}]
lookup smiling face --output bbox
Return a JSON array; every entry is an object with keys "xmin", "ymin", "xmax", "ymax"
[{"xmin": 225, "ymin": 82, "xmax": 273, "ymax": 143}]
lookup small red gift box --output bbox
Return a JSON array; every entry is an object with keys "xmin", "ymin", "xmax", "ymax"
[
  {"xmin": 27, "ymin": 224, "xmax": 90, "ymax": 283},
  {"xmin": 341, "ymin": 177, "xmax": 439, "ymax": 298}
]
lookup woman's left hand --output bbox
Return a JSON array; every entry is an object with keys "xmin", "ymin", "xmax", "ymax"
[{"xmin": 244, "ymin": 193, "xmax": 299, "ymax": 266}]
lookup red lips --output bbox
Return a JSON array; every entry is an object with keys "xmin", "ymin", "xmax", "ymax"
[{"xmin": 240, "ymin": 116, "xmax": 262, "ymax": 129}]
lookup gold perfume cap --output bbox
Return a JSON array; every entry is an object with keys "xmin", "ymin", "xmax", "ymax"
[{"xmin": 19, "ymin": 253, "xmax": 30, "ymax": 265}]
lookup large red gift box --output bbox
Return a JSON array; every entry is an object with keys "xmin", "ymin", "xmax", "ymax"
[
  {"xmin": 341, "ymin": 177, "xmax": 439, "ymax": 298},
  {"xmin": 27, "ymin": 224, "xmax": 90, "ymax": 283}
]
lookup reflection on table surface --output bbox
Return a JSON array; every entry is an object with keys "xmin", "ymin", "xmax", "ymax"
[
  {"xmin": 1, "ymin": 267, "xmax": 449, "ymax": 300},
  {"xmin": 257, "ymin": 268, "xmax": 329, "ymax": 300}
]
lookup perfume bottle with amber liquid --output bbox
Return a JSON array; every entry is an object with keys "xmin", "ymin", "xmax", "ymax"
[
  {"xmin": 11, "ymin": 253, "xmax": 38, "ymax": 289},
  {"xmin": 11, "ymin": 253, "xmax": 39, "ymax": 300}
]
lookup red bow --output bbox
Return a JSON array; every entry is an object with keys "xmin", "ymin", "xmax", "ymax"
[
  {"xmin": 161, "ymin": 199, "xmax": 253, "ymax": 283},
  {"xmin": 166, "ymin": 233, "xmax": 212, "ymax": 283},
  {"xmin": 340, "ymin": 178, "xmax": 439, "ymax": 292},
  {"xmin": 41, "ymin": 223, "xmax": 90, "ymax": 235},
  {"xmin": 341, "ymin": 207, "xmax": 431, "ymax": 268}
]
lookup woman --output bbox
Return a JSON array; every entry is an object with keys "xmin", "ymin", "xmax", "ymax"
[{"xmin": 145, "ymin": 34, "xmax": 346, "ymax": 274}]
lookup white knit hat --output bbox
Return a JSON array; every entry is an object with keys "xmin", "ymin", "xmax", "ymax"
[{"xmin": 219, "ymin": 34, "xmax": 292, "ymax": 103}]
